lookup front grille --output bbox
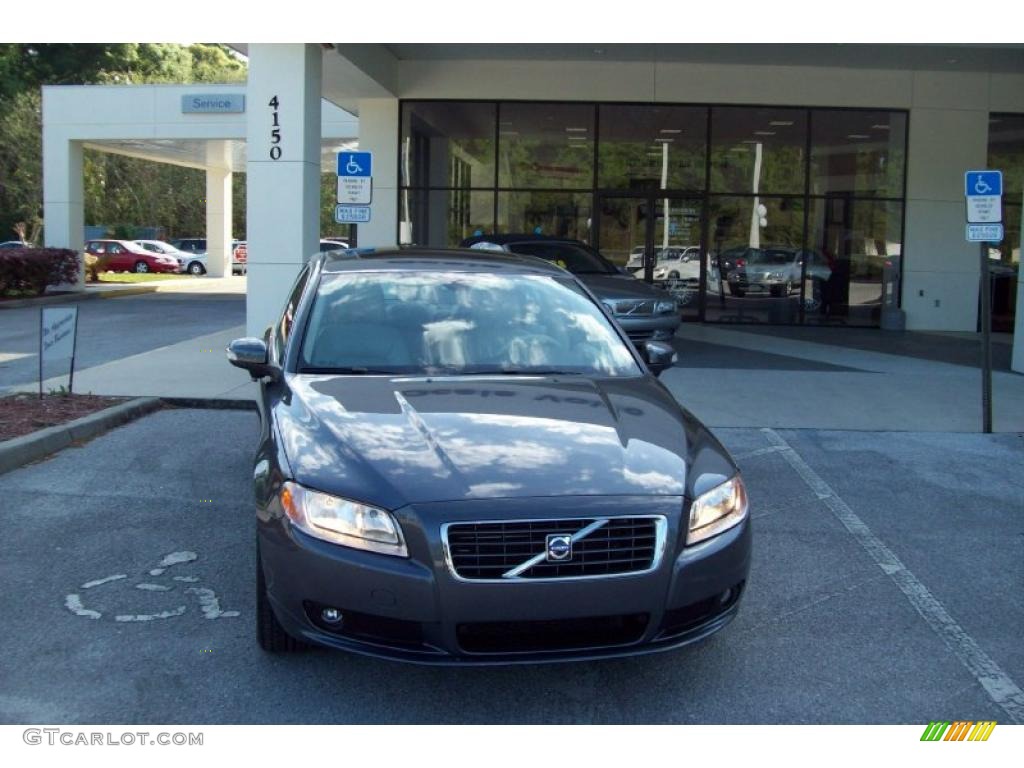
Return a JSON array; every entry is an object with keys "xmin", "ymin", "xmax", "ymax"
[
  {"xmin": 626, "ymin": 328, "xmax": 656, "ymax": 342},
  {"xmin": 612, "ymin": 299, "xmax": 655, "ymax": 317},
  {"xmin": 443, "ymin": 517, "xmax": 664, "ymax": 581},
  {"xmin": 457, "ymin": 613, "xmax": 649, "ymax": 653}
]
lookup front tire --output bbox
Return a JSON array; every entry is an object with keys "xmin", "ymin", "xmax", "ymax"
[
  {"xmin": 133, "ymin": 261, "xmax": 149, "ymax": 274},
  {"xmin": 257, "ymin": 549, "xmax": 306, "ymax": 653},
  {"xmin": 188, "ymin": 261, "xmax": 205, "ymax": 275}
]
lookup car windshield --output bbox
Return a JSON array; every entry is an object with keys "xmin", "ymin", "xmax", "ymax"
[
  {"xmin": 299, "ymin": 271, "xmax": 641, "ymax": 377},
  {"xmin": 506, "ymin": 242, "xmax": 618, "ymax": 275}
]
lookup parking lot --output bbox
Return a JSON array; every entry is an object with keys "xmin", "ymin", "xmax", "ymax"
[{"xmin": 1, "ymin": 407, "xmax": 1020, "ymax": 724}]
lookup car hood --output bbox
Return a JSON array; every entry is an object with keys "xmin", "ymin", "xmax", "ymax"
[
  {"xmin": 274, "ymin": 375, "xmax": 735, "ymax": 508},
  {"xmin": 575, "ymin": 273, "xmax": 672, "ymax": 301}
]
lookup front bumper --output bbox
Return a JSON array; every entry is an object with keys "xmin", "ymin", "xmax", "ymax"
[
  {"xmin": 614, "ymin": 313, "xmax": 681, "ymax": 343},
  {"xmin": 259, "ymin": 495, "xmax": 751, "ymax": 665}
]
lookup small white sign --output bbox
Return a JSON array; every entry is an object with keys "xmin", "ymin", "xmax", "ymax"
[
  {"xmin": 337, "ymin": 176, "xmax": 372, "ymax": 205},
  {"xmin": 966, "ymin": 197, "xmax": 1002, "ymax": 224},
  {"xmin": 335, "ymin": 205, "xmax": 371, "ymax": 224},
  {"xmin": 40, "ymin": 306, "xmax": 79, "ymax": 391},
  {"xmin": 966, "ymin": 223, "xmax": 1004, "ymax": 242}
]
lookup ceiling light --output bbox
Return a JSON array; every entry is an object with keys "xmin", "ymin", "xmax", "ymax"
[
  {"xmin": 565, "ymin": 127, "xmax": 588, "ymax": 132},
  {"xmin": 660, "ymin": 128, "xmax": 682, "ymax": 134},
  {"xmin": 947, "ymin": 58, "xmax": 958, "ymax": 64},
  {"xmin": 769, "ymin": 121, "xmax": 794, "ymax": 127},
  {"xmin": 871, "ymin": 124, "xmax": 890, "ymax": 130},
  {"xmin": 654, "ymin": 138, "xmax": 674, "ymax": 143},
  {"xmin": 500, "ymin": 130, "xmax": 519, "ymax": 136},
  {"xmin": 846, "ymin": 134, "xmax": 870, "ymax": 140},
  {"xmin": 593, "ymin": 48, "xmax": 605, "ymax": 55},
  {"xmin": 741, "ymin": 140, "xmax": 759, "ymax": 144},
  {"xmin": 754, "ymin": 131, "xmax": 776, "ymax": 136}
]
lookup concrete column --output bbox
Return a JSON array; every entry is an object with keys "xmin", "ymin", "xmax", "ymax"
[
  {"xmin": 1011, "ymin": 195, "xmax": 1024, "ymax": 373},
  {"xmin": 356, "ymin": 98, "xmax": 399, "ymax": 249},
  {"xmin": 901, "ymin": 73, "xmax": 990, "ymax": 331},
  {"xmin": 42, "ymin": 133, "xmax": 85, "ymax": 288},
  {"xmin": 245, "ymin": 44, "xmax": 322, "ymax": 336},
  {"xmin": 205, "ymin": 141, "xmax": 233, "ymax": 278}
]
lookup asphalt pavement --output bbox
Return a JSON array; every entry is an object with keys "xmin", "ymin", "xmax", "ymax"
[{"xmin": 0, "ymin": 408, "xmax": 1020, "ymax": 724}]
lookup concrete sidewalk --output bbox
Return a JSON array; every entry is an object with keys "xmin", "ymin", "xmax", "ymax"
[
  {"xmin": 13, "ymin": 325, "xmax": 256, "ymax": 401},
  {"xmin": 661, "ymin": 325, "xmax": 1024, "ymax": 432}
]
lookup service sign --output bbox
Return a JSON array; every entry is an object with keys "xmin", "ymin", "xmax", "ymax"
[
  {"xmin": 181, "ymin": 94, "xmax": 245, "ymax": 114},
  {"xmin": 964, "ymin": 170, "xmax": 1002, "ymax": 224}
]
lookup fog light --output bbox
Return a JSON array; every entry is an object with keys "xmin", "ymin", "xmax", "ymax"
[{"xmin": 321, "ymin": 608, "xmax": 343, "ymax": 625}]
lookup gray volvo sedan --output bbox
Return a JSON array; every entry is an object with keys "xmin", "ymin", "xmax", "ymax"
[{"xmin": 227, "ymin": 248, "xmax": 750, "ymax": 664}]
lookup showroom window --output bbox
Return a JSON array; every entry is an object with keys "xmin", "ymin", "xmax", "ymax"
[
  {"xmin": 986, "ymin": 113, "xmax": 1023, "ymax": 333},
  {"xmin": 398, "ymin": 100, "xmax": 908, "ymax": 327}
]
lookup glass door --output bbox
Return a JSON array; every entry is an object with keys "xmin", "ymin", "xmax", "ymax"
[{"xmin": 597, "ymin": 195, "xmax": 705, "ymax": 322}]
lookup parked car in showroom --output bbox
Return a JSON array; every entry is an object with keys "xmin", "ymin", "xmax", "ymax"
[
  {"xmin": 232, "ymin": 240, "xmax": 247, "ymax": 275},
  {"xmin": 0, "ymin": 240, "xmax": 31, "ymax": 249},
  {"xmin": 462, "ymin": 234, "xmax": 681, "ymax": 344},
  {"xmin": 84, "ymin": 239, "xmax": 180, "ymax": 274},
  {"xmin": 726, "ymin": 246, "xmax": 832, "ymax": 298},
  {"xmin": 227, "ymin": 247, "xmax": 750, "ymax": 662}
]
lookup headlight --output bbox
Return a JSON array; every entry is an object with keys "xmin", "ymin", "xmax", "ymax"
[
  {"xmin": 279, "ymin": 481, "xmax": 408, "ymax": 557},
  {"xmin": 687, "ymin": 475, "xmax": 748, "ymax": 545},
  {"xmin": 655, "ymin": 300, "xmax": 676, "ymax": 314}
]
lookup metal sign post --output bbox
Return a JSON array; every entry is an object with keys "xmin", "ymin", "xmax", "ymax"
[{"xmin": 964, "ymin": 170, "xmax": 1003, "ymax": 434}]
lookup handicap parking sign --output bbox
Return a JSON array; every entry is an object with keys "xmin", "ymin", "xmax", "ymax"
[
  {"xmin": 338, "ymin": 151, "xmax": 372, "ymax": 178},
  {"xmin": 964, "ymin": 170, "xmax": 1002, "ymax": 225},
  {"xmin": 965, "ymin": 170, "xmax": 1001, "ymax": 197}
]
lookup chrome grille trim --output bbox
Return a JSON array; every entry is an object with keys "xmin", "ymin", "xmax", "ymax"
[{"xmin": 441, "ymin": 515, "xmax": 668, "ymax": 583}]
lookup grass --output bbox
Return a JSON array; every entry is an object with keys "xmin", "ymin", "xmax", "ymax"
[{"xmin": 97, "ymin": 272, "xmax": 190, "ymax": 283}]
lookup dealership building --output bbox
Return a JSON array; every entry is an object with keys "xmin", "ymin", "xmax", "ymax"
[{"xmin": 41, "ymin": 44, "xmax": 1024, "ymax": 369}]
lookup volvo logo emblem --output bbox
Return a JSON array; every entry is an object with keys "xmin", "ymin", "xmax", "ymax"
[{"xmin": 546, "ymin": 534, "xmax": 573, "ymax": 562}]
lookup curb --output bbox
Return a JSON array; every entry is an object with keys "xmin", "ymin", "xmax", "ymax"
[
  {"xmin": 0, "ymin": 396, "xmax": 162, "ymax": 476},
  {"xmin": 160, "ymin": 396, "xmax": 258, "ymax": 411},
  {"xmin": 0, "ymin": 285, "xmax": 160, "ymax": 310}
]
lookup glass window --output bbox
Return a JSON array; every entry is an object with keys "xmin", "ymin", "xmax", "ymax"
[
  {"xmin": 300, "ymin": 272, "xmax": 640, "ymax": 377},
  {"xmin": 988, "ymin": 113, "xmax": 1024, "ymax": 200},
  {"xmin": 497, "ymin": 191, "xmax": 593, "ymax": 243},
  {"xmin": 400, "ymin": 189, "xmax": 495, "ymax": 248},
  {"xmin": 704, "ymin": 196, "xmax": 806, "ymax": 323},
  {"xmin": 710, "ymin": 107, "xmax": 808, "ymax": 195},
  {"xmin": 810, "ymin": 110, "xmax": 907, "ymax": 197},
  {"xmin": 598, "ymin": 105, "xmax": 707, "ymax": 190},
  {"xmin": 804, "ymin": 198, "xmax": 903, "ymax": 327},
  {"xmin": 277, "ymin": 265, "xmax": 311, "ymax": 354},
  {"xmin": 497, "ymin": 103, "xmax": 595, "ymax": 189},
  {"xmin": 400, "ymin": 102, "xmax": 496, "ymax": 189}
]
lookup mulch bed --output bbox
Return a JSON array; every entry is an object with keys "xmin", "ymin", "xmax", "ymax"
[{"xmin": 0, "ymin": 393, "xmax": 127, "ymax": 442}]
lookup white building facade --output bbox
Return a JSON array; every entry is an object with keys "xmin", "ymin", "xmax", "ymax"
[{"xmin": 42, "ymin": 44, "xmax": 1024, "ymax": 369}]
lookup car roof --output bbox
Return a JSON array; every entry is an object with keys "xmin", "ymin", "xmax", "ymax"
[
  {"xmin": 460, "ymin": 233, "xmax": 586, "ymax": 248},
  {"xmin": 320, "ymin": 247, "xmax": 567, "ymax": 276}
]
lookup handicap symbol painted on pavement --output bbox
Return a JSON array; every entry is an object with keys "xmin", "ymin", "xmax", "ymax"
[{"xmin": 64, "ymin": 551, "xmax": 239, "ymax": 622}]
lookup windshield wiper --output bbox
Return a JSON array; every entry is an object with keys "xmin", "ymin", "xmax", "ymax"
[{"xmin": 300, "ymin": 366, "xmax": 402, "ymax": 375}]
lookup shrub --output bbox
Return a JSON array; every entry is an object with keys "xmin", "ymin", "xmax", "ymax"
[{"xmin": 0, "ymin": 248, "xmax": 81, "ymax": 296}]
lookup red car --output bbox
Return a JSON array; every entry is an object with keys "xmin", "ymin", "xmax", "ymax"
[{"xmin": 84, "ymin": 240, "xmax": 181, "ymax": 274}]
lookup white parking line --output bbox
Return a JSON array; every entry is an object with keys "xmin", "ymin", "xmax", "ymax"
[{"xmin": 761, "ymin": 427, "xmax": 1024, "ymax": 724}]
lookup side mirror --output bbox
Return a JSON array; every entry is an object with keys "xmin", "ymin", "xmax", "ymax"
[
  {"xmin": 640, "ymin": 340, "xmax": 678, "ymax": 377},
  {"xmin": 226, "ymin": 337, "xmax": 279, "ymax": 380}
]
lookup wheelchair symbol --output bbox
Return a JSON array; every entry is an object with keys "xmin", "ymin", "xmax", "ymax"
[
  {"xmin": 974, "ymin": 176, "xmax": 993, "ymax": 195},
  {"xmin": 345, "ymin": 157, "xmax": 364, "ymax": 175}
]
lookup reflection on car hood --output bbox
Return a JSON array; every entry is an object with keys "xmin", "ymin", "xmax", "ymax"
[
  {"xmin": 576, "ymin": 274, "xmax": 672, "ymax": 301},
  {"xmin": 275, "ymin": 376, "xmax": 734, "ymax": 508}
]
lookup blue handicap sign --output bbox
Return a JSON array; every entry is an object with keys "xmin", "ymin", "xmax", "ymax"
[
  {"xmin": 338, "ymin": 151, "xmax": 372, "ymax": 178},
  {"xmin": 965, "ymin": 170, "xmax": 1002, "ymax": 197}
]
